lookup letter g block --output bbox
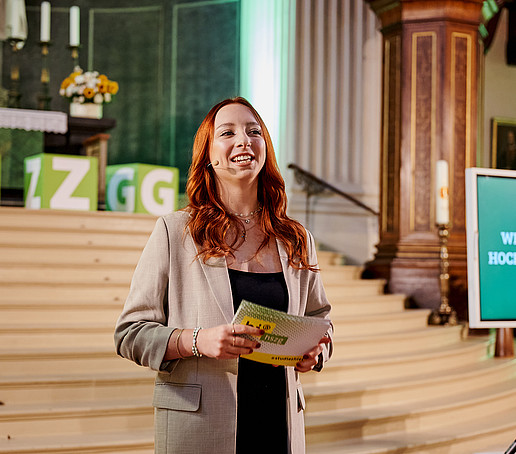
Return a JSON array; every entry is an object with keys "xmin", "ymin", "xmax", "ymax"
[{"xmin": 105, "ymin": 163, "xmax": 179, "ymax": 215}]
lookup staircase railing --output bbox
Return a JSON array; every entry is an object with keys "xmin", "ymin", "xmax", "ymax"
[{"xmin": 288, "ymin": 163, "xmax": 379, "ymax": 229}]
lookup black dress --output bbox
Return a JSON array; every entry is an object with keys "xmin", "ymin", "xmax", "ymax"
[{"xmin": 228, "ymin": 268, "xmax": 289, "ymax": 454}]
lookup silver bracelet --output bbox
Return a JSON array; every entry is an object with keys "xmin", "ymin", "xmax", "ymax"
[{"xmin": 192, "ymin": 327, "xmax": 203, "ymax": 357}]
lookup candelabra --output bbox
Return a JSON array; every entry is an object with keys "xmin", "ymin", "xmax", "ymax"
[
  {"xmin": 37, "ymin": 42, "xmax": 52, "ymax": 110},
  {"xmin": 7, "ymin": 38, "xmax": 24, "ymax": 108},
  {"xmin": 429, "ymin": 224, "xmax": 458, "ymax": 325},
  {"xmin": 69, "ymin": 45, "xmax": 80, "ymax": 69}
]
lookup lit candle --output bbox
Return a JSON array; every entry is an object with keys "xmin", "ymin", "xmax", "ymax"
[
  {"xmin": 435, "ymin": 160, "xmax": 450, "ymax": 225},
  {"xmin": 69, "ymin": 6, "xmax": 80, "ymax": 46},
  {"xmin": 40, "ymin": 2, "xmax": 51, "ymax": 42}
]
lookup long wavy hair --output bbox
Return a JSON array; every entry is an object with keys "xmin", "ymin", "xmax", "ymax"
[{"xmin": 185, "ymin": 97, "xmax": 316, "ymax": 271}]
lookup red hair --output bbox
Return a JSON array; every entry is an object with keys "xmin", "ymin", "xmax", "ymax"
[{"xmin": 185, "ymin": 97, "xmax": 316, "ymax": 271}]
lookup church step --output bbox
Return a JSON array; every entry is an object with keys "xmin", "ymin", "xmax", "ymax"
[
  {"xmin": 0, "ymin": 285, "xmax": 399, "ymax": 312},
  {"xmin": 303, "ymin": 357, "xmax": 516, "ymax": 412},
  {"xmin": 315, "ymin": 250, "xmax": 346, "ymax": 267},
  {"xmin": 0, "ymin": 323, "xmax": 116, "ymax": 348},
  {"xmin": 0, "ymin": 266, "xmax": 383, "ymax": 290},
  {"xmin": 0, "ymin": 430, "xmax": 154, "ymax": 454},
  {"xmin": 0, "ymin": 264, "xmax": 134, "ymax": 286},
  {"xmin": 331, "ymin": 309, "xmax": 430, "ymax": 335},
  {"xmin": 305, "ymin": 379, "xmax": 516, "ymax": 443},
  {"xmin": 306, "ymin": 406, "xmax": 516, "ymax": 453},
  {"xmin": 0, "ymin": 347, "xmax": 140, "ymax": 375},
  {"xmin": 329, "ymin": 294, "xmax": 407, "ymax": 316},
  {"xmin": 320, "ymin": 265, "xmax": 364, "ymax": 283},
  {"xmin": 0, "ymin": 284, "xmax": 128, "ymax": 305},
  {"xmin": 0, "ymin": 245, "xmax": 143, "ymax": 267},
  {"xmin": 0, "ymin": 302, "xmax": 122, "ymax": 324},
  {"xmin": 331, "ymin": 325, "xmax": 464, "ymax": 359},
  {"xmin": 323, "ymin": 279, "xmax": 386, "ymax": 296},
  {"xmin": 301, "ymin": 339, "xmax": 490, "ymax": 385},
  {"xmin": 0, "ymin": 323, "xmax": 460, "ymax": 355},
  {"xmin": 0, "ymin": 306, "xmax": 428, "ymax": 334},
  {"xmin": 0, "ymin": 207, "xmax": 156, "ymax": 234},
  {"xmin": 0, "ymin": 229, "xmax": 150, "ymax": 250},
  {"xmin": 0, "ymin": 399, "xmax": 153, "ymax": 439},
  {"xmin": 0, "ymin": 371, "xmax": 155, "ymax": 406}
]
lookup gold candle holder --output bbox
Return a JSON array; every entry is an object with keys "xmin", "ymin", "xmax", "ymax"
[
  {"xmin": 68, "ymin": 45, "xmax": 80, "ymax": 68},
  {"xmin": 429, "ymin": 224, "xmax": 458, "ymax": 325},
  {"xmin": 37, "ymin": 41, "xmax": 52, "ymax": 110},
  {"xmin": 7, "ymin": 38, "xmax": 24, "ymax": 108}
]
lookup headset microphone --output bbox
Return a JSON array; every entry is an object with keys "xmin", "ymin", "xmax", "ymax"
[{"xmin": 207, "ymin": 160, "xmax": 236, "ymax": 175}]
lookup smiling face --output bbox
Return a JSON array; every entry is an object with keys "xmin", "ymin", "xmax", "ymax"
[{"xmin": 209, "ymin": 103, "xmax": 266, "ymax": 188}]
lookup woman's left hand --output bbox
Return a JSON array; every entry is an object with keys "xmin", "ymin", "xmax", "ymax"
[{"xmin": 294, "ymin": 337, "xmax": 331, "ymax": 373}]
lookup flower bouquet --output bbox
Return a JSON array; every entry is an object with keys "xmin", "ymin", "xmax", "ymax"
[{"xmin": 60, "ymin": 66, "xmax": 119, "ymax": 118}]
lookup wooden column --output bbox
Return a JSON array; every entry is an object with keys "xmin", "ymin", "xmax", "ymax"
[{"xmin": 364, "ymin": 0, "xmax": 483, "ymax": 319}]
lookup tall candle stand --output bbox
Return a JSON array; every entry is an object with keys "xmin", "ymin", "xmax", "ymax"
[
  {"xmin": 68, "ymin": 45, "xmax": 80, "ymax": 69},
  {"xmin": 7, "ymin": 38, "xmax": 24, "ymax": 108},
  {"xmin": 429, "ymin": 224, "xmax": 458, "ymax": 325},
  {"xmin": 37, "ymin": 42, "xmax": 52, "ymax": 110}
]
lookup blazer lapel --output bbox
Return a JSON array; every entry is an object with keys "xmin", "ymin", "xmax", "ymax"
[
  {"xmin": 277, "ymin": 239, "xmax": 300, "ymax": 316},
  {"xmin": 198, "ymin": 254, "xmax": 234, "ymax": 324}
]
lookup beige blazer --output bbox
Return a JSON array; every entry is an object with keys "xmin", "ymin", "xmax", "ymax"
[{"xmin": 114, "ymin": 211, "xmax": 332, "ymax": 454}]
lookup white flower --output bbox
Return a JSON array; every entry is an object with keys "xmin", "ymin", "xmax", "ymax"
[
  {"xmin": 77, "ymin": 86, "xmax": 84, "ymax": 95},
  {"xmin": 65, "ymin": 86, "xmax": 75, "ymax": 97},
  {"xmin": 104, "ymin": 93, "xmax": 112, "ymax": 103},
  {"xmin": 75, "ymin": 75, "xmax": 85, "ymax": 85},
  {"xmin": 59, "ymin": 88, "xmax": 65, "ymax": 96},
  {"xmin": 93, "ymin": 93, "xmax": 103, "ymax": 104},
  {"xmin": 78, "ymin": 96, "xmax": 85, "ymax": 103}
]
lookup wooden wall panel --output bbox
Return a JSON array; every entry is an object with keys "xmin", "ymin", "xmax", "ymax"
[
  {"xmin": 381, "ymin": 35, "xmax": 401, "ymax": 235},
  {"xmin": 410, "ymin": 32, "xmax": 436, "ymax": 232}
]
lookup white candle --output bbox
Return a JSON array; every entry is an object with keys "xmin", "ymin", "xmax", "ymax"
[
  {"xmin": 435, "ymin": 160, "xmax": 450, "ymax": 225},
  {"xmin": 7, "ymin": 0, "xmax": 24, "ymax": 39},
  {"xmin": 40, "ymin": 2, "xmax": 51, "ymax": 42},
  {"xmin": 69, "ymin": 6, "xmax": 80, "ymax": 46}
]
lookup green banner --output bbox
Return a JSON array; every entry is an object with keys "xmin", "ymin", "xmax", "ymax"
[{"xmin": 477, "ymin": 175, "xmax": 516, "ymax": 321}]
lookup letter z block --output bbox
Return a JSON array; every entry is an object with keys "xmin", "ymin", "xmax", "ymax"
[{"xmin": 24, "ymin": 153, "xmax": 98, "ymax": 211}]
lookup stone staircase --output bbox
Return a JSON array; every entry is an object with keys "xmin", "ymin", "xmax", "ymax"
[{"xmin": 0, "ymin": 207, "xmax": 515, "ymax": 454}]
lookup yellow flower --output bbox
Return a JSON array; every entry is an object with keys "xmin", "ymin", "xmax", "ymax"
[
  {"xmin": 97, "ymin": 82, "xmax": 109, "ymax": 94},
  {"xmin": 98, "ymin": 74, "xmax": 108, "ymax": 82},
  {"xmin": 60, "ymin": 77, "xmax": 73, "ymax": 89},
  {"xmin": 108, "ymin": 81, "xmax": 119, "ymax": 95},
  {"xmin": 83, "ymin": 87, "xmax": 95, "ymax": 99}
]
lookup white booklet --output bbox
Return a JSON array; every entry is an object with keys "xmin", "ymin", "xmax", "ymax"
[{"xmin": 231, "ymin": 300, "xmax": 331, "ymax": 366}]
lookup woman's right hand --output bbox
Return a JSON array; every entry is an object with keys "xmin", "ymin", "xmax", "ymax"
[{"xmin": 196, "ymin": 324, "xmax": 264, "ymax": 359}]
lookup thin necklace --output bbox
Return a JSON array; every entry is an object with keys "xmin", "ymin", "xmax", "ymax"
[
  {"xmin": 232, "ymin": 205, "xmax": 262, "ymax": 224},
  {"xmin": 240, "ymin": 222, "xmax": 257, "ymax": 240}
]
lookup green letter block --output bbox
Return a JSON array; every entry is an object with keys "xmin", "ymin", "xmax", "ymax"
[
  {"xmin": 105, "ymin": 163, "xmax": 179, "ymax": 215},
  {"xmin": 24, "ymin": 153, "xmax": 98, "ymax": 211}
]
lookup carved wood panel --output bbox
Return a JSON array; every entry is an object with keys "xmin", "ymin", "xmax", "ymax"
[
  {"xmin": 410, "ymin": 32, "xmax": 436, "ymax": 233},
  {"xmin": 381, "ymin": 34, "xmax": 401, "ymax": 235}
]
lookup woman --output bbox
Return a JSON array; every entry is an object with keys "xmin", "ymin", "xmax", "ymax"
[{"xmin": 114, "ymin": 97, "xmax": 332, "ymax": 454}]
